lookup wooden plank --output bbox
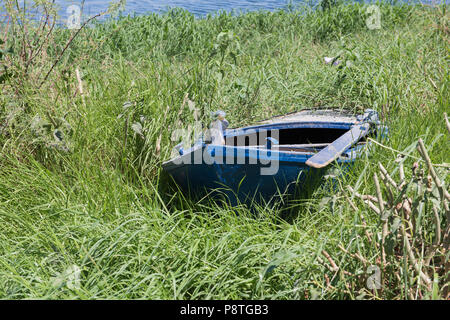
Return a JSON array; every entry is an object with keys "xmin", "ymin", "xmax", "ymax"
[
  {"xmin": 251, "ymin": 143, "xmax": 329, "ymax": 149},
  {"xmin": 273, "ymin": 143, "xmax": 329, "ymax": 149},
  {"xmin": 305, "ymin": 123, "xmax": 370, "ymax": 169}
]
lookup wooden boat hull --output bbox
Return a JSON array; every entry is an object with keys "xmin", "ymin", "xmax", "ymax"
[
  {"xmin": 163, "ymin": 144, "xmax": 356, "ymax": 205},
  {"xmin": 164, "ymin": 156, "xmax": 327, "ymax": 205}
]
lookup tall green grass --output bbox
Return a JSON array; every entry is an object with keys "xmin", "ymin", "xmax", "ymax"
[{"xmin": 0, "ymin": 1, "xmax": 448, "ymax": 299}]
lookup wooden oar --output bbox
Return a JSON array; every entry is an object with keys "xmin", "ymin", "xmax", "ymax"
[{"xmin": 305, "ymin": 123, "xmax": 371, "ymax": 169}]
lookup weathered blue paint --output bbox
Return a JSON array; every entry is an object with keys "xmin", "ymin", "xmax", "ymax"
[
  {"xmin": 163, "ymin": 146, "xmax": 358, "ymax": 204},
  {"xmin": 162, "ymin": 109, "xmax": 380, "ymax": 205}
]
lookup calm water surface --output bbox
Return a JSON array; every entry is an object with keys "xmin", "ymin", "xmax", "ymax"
[
  {"xmin": 2, "ymin": 1, "xmax": 447, "ymax": 21},
  {"xmin": 60, "ymin": 0, "xmax": 313, "ymax": 17},
  {"xmin": 56, "ymin": 0, "xmax": 447, "ymax": 17}
]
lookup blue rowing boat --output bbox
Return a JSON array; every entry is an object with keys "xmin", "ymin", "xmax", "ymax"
[{"xmin": 162, "ymin": 109, "xmax": 381, "ymax": 205}]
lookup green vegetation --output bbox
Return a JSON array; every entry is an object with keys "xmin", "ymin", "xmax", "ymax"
[{"xmin": 0, "ymin": 1, "xmax": 448, "ymax": 299}]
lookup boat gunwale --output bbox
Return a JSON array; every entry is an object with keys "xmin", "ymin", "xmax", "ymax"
[
  {"xmin": 161, "ymin": 143, "xmax": 362, "ymax": 172},
  {"xmin": 162, "ymin": 120, "xmax": 367, "ymax": 170}
]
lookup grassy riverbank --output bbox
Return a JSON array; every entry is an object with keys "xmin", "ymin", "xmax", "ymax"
[{"xmin": 0, "ymin": 2, "xmax": 448, "ymax": 299}]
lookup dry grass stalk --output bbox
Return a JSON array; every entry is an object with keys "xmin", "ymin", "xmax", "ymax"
[{"xmin": 335, "ymin": 116, "xmax": 449, "ymax": 299}]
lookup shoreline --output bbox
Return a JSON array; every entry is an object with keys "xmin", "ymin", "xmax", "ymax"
[{"xmin": 1, "ymin": 1, "xmax": 446, "ymax": 27}]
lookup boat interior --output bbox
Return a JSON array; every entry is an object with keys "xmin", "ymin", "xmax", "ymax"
[{"xmin": 224, "ymin": 126, "xmax": 369, "ymax": 153}]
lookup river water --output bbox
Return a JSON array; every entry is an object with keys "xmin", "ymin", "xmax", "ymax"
[{"xmin": 1, "ymin": 1, "xmax": 447, "ymax": 22}]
